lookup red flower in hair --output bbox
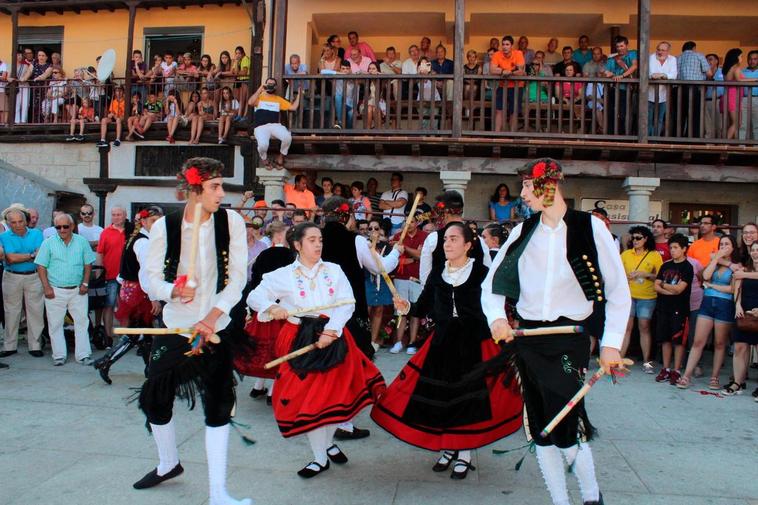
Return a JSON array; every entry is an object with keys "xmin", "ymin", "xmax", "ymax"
[
  {"xmin": 338, "ymin": 203, "xmax": 350, "ymax": 213},
  {"xmin": 436, "ymin": 202, "xmax": 445, "ymax": 209},
  {"xmin": 532, "ymin": 161, "xmax": 547, "ymax": 179},
  {"xmin": 138, "ymin": 210, "xmax": 150, "ymax": 219},
  {"xmin": 184, "ymin": 167, "xmax": 203, "ymax": 186}
]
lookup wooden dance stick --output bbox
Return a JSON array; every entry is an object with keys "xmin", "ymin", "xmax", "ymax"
[
  {"xmin": 186, "ymin": 202, "xmax": 203, "ymax": 288},
  {"xmin": 369, "ymin": 235, "xmax": 402, "ymax": 327},
  {"xmin": 262, "ymin": 299, "xmax": 357, "ymax": 369},
  {"xmin": 539, "ymin": 358, "xmax": 634, "ymax": 439},
  {"xmin": 396, "ymin": 192, "xmax": 422, "ymax": 245},
  {"xmin": 512, "ymin": 325, "xmax": 584, "ymax": 337},
  {"xmin": 114, "ymin": 327, "xmax": 221, "ymax": 344}
]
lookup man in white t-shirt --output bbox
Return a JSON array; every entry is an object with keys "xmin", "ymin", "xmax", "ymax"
[
  {"xmin": 379, "ymin": 172, "xmax": 408, "ymax": 234},
  {"xmin": 160, "ymin": 51, "xmax": 177, "ymax": 92},
  {"xmin": 77, "ymin": 203, "xmax": 103, "ymax": 250},
  {"xmin": 401, "ymin": 45, "xmax": 421, "ymax": 75}
]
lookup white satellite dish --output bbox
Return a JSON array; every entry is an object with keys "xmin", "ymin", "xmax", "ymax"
[{"xmin": 97, "ymin": 49, "xmax": 117, "ymax": 81}]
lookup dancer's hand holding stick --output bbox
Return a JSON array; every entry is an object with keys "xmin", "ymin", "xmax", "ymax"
[
  {"xmin": 397, "ymin": 192, "xmax": 423, "ymax": 245},
  {"xmin": 369, "ymin": 234, "xmax": 402, "ymax": 327}
]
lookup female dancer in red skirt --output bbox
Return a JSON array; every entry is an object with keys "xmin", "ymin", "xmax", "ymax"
[
  {"xmin": 246, "ymin": 222, "xmax": 386, "ymax": 478},
  {"xmin": 371, "ymin": 222, "xmax": 523, "ymax": 479}
]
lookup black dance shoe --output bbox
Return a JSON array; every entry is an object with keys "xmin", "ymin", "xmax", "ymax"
[
  {"xmin": 0, "ymin": 350, "xmax": 17, "ymax": 358},
  {"xmin": 132, "ymin": 463, "xmax": 184, "ymax": 489},
  {"xmin": 93, "ymin": 356, "xmax": 113, "ymax": 385},
  {"xmin": 334, "ymin": 427, "xmax": 370, "ymax": 440},
  {"xmin": 583, "ymin": 492, "xmax": 604, "ymax": 505},
  {"xmin": 326, "ymin": 445, "xmax": 348, "ymax": 464},
  {"xmin": 250, "ymin": 387, "xmax": 268, "ymax": 399},
  {"xmin": 297, "ymin": 460, "xmax": 330, "ymax": 478},
  {"xmin": 432, "ymin": 451, "xmax": 458, "ymax": 472},
  {"xmin": 29, "ymin": 350, "xmax": 44, "ymax": 358},
  {"xmin": 266, "ymin": 396, "xmax": 273, "ymax": 406},
  {"xmin": 450, "ymin": 459, "xmax": 476, "ymax": 480}
]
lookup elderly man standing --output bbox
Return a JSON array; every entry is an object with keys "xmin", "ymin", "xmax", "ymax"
[
  {"xmin": 0, "ymin": 207, "xmax": 45, "ymax": 358},
  {"xmin": 35, "ymin": 213, "xmax": 96, "ymax": 366}
]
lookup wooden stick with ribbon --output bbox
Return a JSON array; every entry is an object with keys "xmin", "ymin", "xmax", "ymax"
[
  {"xmin": 262, "ymin": 299, "xmax": 356, "ymax": 369},
  {"xmin": 114, "ymin": 327, "xmax": 221, "ymax": 343},
  {"xmin": 186, "ymin": 202, "xmax": 203, "ymax": 289},
  {"xmin": 397, "ymin": 191, "xmax": 422, "ymax": 245},
  {"xmin": 539, "ymin": 358, "xmax": 634, "ymax": 439},
  {"xmin": 512, "ymin": 325, "xmax": 584, "ymax": 337}
]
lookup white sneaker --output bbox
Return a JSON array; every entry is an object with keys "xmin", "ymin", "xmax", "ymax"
[
  {"xmin": 406, "ymin": 346, "xmax": 417, "ymax": 355},
  {"xmin": 642, "ymin": 361, "xmax": 655, "ymax": 374},
  {"xmin": 389, "ymin": 342, "xmax": 403, "ymax": 354}
]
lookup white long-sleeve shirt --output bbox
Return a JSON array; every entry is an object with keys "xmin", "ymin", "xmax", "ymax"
[
  {"xmin": 355, "ymin": 235, "xmax": 400, "ymax": 274},
  {"xmin": 419, "ymin": 230, "xmax": 491, "ymax": 286},
  {"xmin": 481, "ymin": 214, "xmax": 631, "ymax": 350},
  {"xmin": 146, "ymin": 209, "xmax": 248, "ymax": 333},
  {"xmin": 247, "ymin": 259, "xmax": 355, "ymax": 336},
  {"xmin": 132, "ymin": 228, "xmax": 156, "ymax": 301},
  {"xmin": 648, "ymin": 54, "xmax": 677, "ymax": 102}
]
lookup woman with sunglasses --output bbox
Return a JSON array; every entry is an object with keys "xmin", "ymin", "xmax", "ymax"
[{"xmin": 620, "ymin": 226, "xmax": 663, "ymax": 372}]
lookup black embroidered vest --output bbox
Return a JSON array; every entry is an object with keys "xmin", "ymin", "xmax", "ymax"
[
  {"xmin": 321, "ymin": 221, "xmax": 368, "ymax": 319},
  {"xmin": 163, "ymin": 209, "xmax": 230, "ymax": 294},
  {"xmin": 119, "ymin": 233, "xmax": 147, "ymax": 282},
  {"xmin": 492, "ymin": 209, "xmax": 605, "ymax": 303}
]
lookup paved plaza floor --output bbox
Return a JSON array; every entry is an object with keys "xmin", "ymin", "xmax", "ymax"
[{"xmin": 1, "ymin": 342, "xmax": 757, "ymax": 505}]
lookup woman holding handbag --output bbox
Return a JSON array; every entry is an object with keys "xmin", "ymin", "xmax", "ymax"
[{"xmin": 727, "ymin": 241, "xmax": 758, "ymax": 398}]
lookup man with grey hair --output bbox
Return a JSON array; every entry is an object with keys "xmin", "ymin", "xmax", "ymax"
[
  {"xmin": 96, "ymin": 206, "xmax": 127, "ymax": 343},
  {"xmin": 0, "ymin": 206, "xmax": 45, "ymax": 358},
  {"xmin": 35, "ymin": 213, "xmax": 96, "ymax": 365},
  {"xmin": 27, "ymin": 208, "xmax": 39, "ymax": 229},
  {"xmin": 284, "ymin": 53, "xmax": 309, "ymax": 99},
  {"xmin": 648, "ymin": 41, "xmax": 677, "ymax": 136}
]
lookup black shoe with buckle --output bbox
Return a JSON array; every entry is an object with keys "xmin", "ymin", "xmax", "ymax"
[
  {"xmin": 249, "ymin": 387, "xmax": 268, "ymax": 399},
  {"xmin": 333, "ymin": 427, "xmax": 370, "ymax": 440},
  {"xmin": 132, "ymin": 463, "xmax": 184, "ymax": 489},
  {"xmin": 297, "ymin": 460, "xmax": 330, "ymax": 478},
  {"xmin": 583, "ymin": 492, "xmax": 605, "ymax": 505},
  {"xmin": 450, "ymin": 459, "xmax": 476, "ymax": 480},
  {"xmin": 432, "ymin": 451, "xmax": 458, "ymax": 472},
  {"xmin": 326, "ymin": 445, "xmax": 348, "ymax": 464}
]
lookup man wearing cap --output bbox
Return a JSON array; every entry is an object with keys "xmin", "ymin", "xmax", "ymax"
[
  {"xmin": 0, "ymin": 206, "xmax": 45, "ymax": 359},
  {"xmin": 481, "ymin": 158, "xmax": 631, "ymax": 505}
]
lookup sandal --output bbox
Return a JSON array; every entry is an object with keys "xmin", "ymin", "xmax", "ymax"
[
  {"xmin": 708, "ymin": 377, "xmax": 720, "ymax": 390},
  {"xmin": 722, "ymin": 381, "xmax": 743, "ymax": 396},
  {"xmin": 675, "ymin": 376, "xmax": 691, "ymax": 389}
]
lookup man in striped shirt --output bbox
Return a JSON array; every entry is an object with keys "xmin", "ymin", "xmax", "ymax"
[{"xmin": 35, "ymin": 213, "xmax": 96, "ymax": 366}]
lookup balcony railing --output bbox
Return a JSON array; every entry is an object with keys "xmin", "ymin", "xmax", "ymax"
[{"xmin": 2, "ymin": 74, "xmax": 757, "ymax": 146}]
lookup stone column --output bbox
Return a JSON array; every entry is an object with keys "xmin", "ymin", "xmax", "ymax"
[
  {"xmin": 439, "ymin": 170, "xmax": 472, "ymax": 202},
  {"xmin": 257, "ymin": 168, "xmax": 290, "ymax": 203},
  {"xmin": 622, "ymin": 176, "xmax": 660, "ymax": 223}
]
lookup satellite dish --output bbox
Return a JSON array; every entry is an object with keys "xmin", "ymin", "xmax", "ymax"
[{"xmin": 97, "ymin": 49, "xmax": 116, "ymax": 81}]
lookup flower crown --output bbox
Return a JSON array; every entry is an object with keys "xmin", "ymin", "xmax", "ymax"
[
  {"xmin": 521, "ymin": 158, "xmax": 564, "ymax": 206},
  {"xmin": 176, "ymin": 165, "xmax": 223, "ymax": 192}
]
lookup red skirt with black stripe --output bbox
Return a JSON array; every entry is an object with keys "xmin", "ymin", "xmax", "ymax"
[
  {"xmin": 233, "ymin": 314, "xmax": 284, "ymax": 379},
  {"xmin": 114, "ymin": 280, "xmax": 153, "ymax": 327},
  {"xmin": 370, "ymin": 334, "xmax": 523, "ymax": 451},
  {"xmin": 273, "ymin": 321, "xmax": 386, "ymax": 438}
]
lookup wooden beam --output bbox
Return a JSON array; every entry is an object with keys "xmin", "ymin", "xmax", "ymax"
[
  {"xmin": 272, "ymin": 0, "xmax": 287, "ymax": 89},
  {"xmin": 451, "ymin": 0, "xmax": 465, "ymax": 137},
  {"xmin": 249, "ymin": 0, "xmax": 265, "ymax": 91},
  {"xmin": 123, "ymin": 1, "xmax": 138, "ymax": 121},
  {"xmin": 637, "ymin": 0, "xmax": 651, "ymax": 144},
  {"xmin": 7, "ymin": 7, "xmax": 19, "ymax": 127}
]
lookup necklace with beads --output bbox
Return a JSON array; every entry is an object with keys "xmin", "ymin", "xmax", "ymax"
[{"xmin": 296, "ymin": 263, "xmax": 322, "ymax": 291}]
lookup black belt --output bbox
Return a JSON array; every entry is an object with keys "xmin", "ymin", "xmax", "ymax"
[
  {"xmin": 57, "ymin": 285, "xmax": 80, "ymax": 290},
  {"xmin": 5, "ymin": 270, "xmax": 36, "ymax": 275}
]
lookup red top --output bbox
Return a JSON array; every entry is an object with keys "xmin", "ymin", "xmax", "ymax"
[
  {"xmin": 654, "ymin": 241, "xmax": 671, "ymax": 262},
  {"xmin": 96, "ymin": 225, "xmax": 126, "ymax": 280},
  {"xmin": 391, "ymin": 229, "xmax": 428, "ymax": 280}
]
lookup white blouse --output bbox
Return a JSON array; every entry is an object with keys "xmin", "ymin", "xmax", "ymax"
[{"xmin": 247, "ymin": 259, "xmax": 355, "ymax": 336}]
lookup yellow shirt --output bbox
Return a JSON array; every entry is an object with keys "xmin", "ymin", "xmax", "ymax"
[{"xmin": 621, "ymin": 249, "xmax": 663, "ymax": 299}]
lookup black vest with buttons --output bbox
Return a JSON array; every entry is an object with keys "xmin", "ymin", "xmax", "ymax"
[
  {"xmin": 119, "ymin": 233, "xmax": 147, "ymax": 282},
  {"xmin": 493, "ymin": 209, "xmax": 605, "ymax": 304},
  {"xmin": 163, "ymin": 209, "xmax": 231, "ymax": 294}
]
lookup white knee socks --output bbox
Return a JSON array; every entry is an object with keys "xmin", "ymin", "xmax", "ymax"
[
  {"xmin": 205, "ymin": 424, "xmax": 252, "ymax": 505},
  {"xmin": 566, "ymin": 442, "xmax": 600, "ymax": 503},
  {"xmin": 150, "ymin": 420, "xmax": 179, "ymax": 476},
  {"xmin": 306, "ymin": 426, "xmax": 329, "ymax": 466},
  {"xmin": 535, "ymin": 445, "xmax": 570, "ymax": 505},
  {"xmin": 337, "ymin": 421, "xmax": 354, "ymax": 432},
  {"xmin": 458, "ymin": 450, "xmax": 471, "ymax": 463}
]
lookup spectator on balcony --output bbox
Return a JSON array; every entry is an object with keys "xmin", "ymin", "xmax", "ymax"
[
  {"xmin": 30, "ymin": 50, "xmax": 53, "ymax": 122},
  {"xmin": 463, "ymin": 49, "xmax": 482, "ymax": 117},
  {"xmin": 556, "ymin": 63, "xmax": 584, "ymax": 121},
  {"xmin": 250, "ymin": 77, "xmax": 301, "ymax": 167},
  {"xmin": 349, "ymin": 48, "xmax": 371, "ymax": 74},
  {"xmin": 652, "ymin": 218, "xmax": 672, "ymax": 261},
  {"xmin": 721, "ymin": 48, "xmax": 758, "ymax": 140},
  {"xmin": 135, "ymin": 91, "xmax": 163, "ymax": 140},
  {"xmin": 130, "ymin": 50, "xmax": 149, "ymax": 103},
  {"xmin": 147, "ymin": 54, "xmax": 163, "ymax": 95},
  {"xmin": 402, "ymin": 45, "xmax": 421, "ymax": 75},
  {"xmin": 176, "ymin": 52, "xmax": 198, "ymax": 107},
  {"xmin": 604, "ymin": 35, "xmax": 638, "ymax": 135},
  {"xmin": 197, "ymin": 54, "xmax": 216, "ymax": 95},
  {"xmin": 573, "ymin": 35, "xmax": 592, "ymax": 68},
  {"xmin": 677, "ymin": 41, "xmax": 712, "ymax": 138},
  {"xmin": 163, "ymin": 89, "xmax": 183, "ymax": 144},
  {"xmin": 526, "ymin": 50, "xmax": 552, "ymax": 104},
  {"xmin": 552, "ymin": 46, "xmax": 581, "ymax": 78},
  {"xmin": 160, "ymin": 51, "xmax": 178, "ymax": 94},
  {"xmin": 189, "ymin": 87, "xmax": 214, "ymax": 144},
  {"xmin": 97, "ymin": 85, "xmax": 125, "ymax": 147},
  {"xmin": 125, "ymin": 92, "xmax": 144, "ymax": 141},
  {"xmin": 420, "ymin": 36, "xmax": 434, "ymax": 59},
  {"xmin": 0, "ymin": 57, "xmax": 7, "ymax": 124},
  {"xmin": 738, "ymin": 50, "xmax": 758, "ymax": 141},
  {"xmin": 432, "ymin": 44, "xmax": 454, "ymax": 101},
  {"xmin": 582, "ymin": 47, "xmax": 607, "ymax": 78},
  {"xmin": 315, "ymin": 177, "xmax": 334, "ymax": 207},
  {"xmin": 233, "ymin": 46, "xmax": 251, "ymax": 115},
  {"xmin": 41, "ymin": 68, "xmax": 68, "ymax": 123},
  {"xmin": 14, "ymin": 51, "xmax": 32, "ymax": 123},
  {"xmin": 543, "ymin": 38, "xmax": 561, "ymax": 66},
  {"xmin": 349, "ymin": 181, "xmax": 372, "ymax": 221},
  {"xmin": 327, "ymin": 34, "xmax": 345, "ymax": 60},
  {"xmin": 319, "ymin": 44, "xmax": 340, "ymax": 72},
  {"xmin": 380, "ymin": 46, "xmax": 402, "ymax": 101},
  {"xmin": 489, "ymin": 35, "xmax": 526, "ymax": 132},
  {"xmin": 379, "ymin": 172, "xmax": 408, "ymax": 235},
  {"xmin": 284, "ymin": 174, "xmax": 317, "ymax": 215},
  {"xmin": 363, "ymin": 62, "xmax": 385, "ymax": 128},
  {"xmin": 67, "ymin": 96, "xmax": 95, "ymax": 142},
  {"xmin": 284, "ymin": 54, "xmax": 308, "ymax": 99},
  {"xmin": 348, "ymin": 31, "xmax": 376, "ymax": 62},
  {"xmin": 484, "ymin": 37, "xmax": 500, "ymax": 66},
  {"xmin": 517, "ymin": 36, "xmax": 535, "ymax": 67},
  {"xmin": 489, "ymin": 183, "xmax": 517, "ymax": 223},
  {"xmin": 648, "ymin": 41, "xmax": 678, "ymax": 136},
  {"xmin": 217, "ymin": 86, "xmax": 239, "ymax": 144},
  {"xmin": 215, "ymin": 51, "xmax": 236, "ymax": 98},
  {"xmin": 51, "ymin": 52, "xmax": 62, "ymax": 71},
  {"xmin": 334, "ymin": 60, "xmax": 355, "ymax": 129},
  {"xmin": 416, "ymin": 57, "xmax": 441, "ymax": 129},
  {"xmin": 704, "ymin": 53, "xmax": 724, "ymax": 139},
  {"xmin": 183, "ymin": 89, "xmax": 200, "ymax": 123}
]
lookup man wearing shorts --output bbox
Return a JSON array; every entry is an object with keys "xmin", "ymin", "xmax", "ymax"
[
  {"xmin": 96, "ymin": 207, "xmax": 126, "ymax": 344},
  {"xmin": 389, "ymin": 209, "xmax": 427, "ymax": 355},
  {"xmin": 653, "ymin": 234, "xmax": 694, "ymax": 385}
]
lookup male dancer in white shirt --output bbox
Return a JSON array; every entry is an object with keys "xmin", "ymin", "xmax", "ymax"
[
  {"xmin": 482, "ymin": 158, "xmax": 631, "ymax": 505},
  {"xmin": 136, "ymin": 157, "xmax": 251, "ymax": 505}
]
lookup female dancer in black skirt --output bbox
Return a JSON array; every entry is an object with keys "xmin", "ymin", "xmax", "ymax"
[{"xmin": 371, "ymin": 222, "xmax": 523, "ymax": 479}]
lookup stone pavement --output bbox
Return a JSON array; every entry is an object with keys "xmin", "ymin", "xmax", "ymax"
[{"xmin": 1, "ymin": 345, "xmax": 757, "ymax": 505}]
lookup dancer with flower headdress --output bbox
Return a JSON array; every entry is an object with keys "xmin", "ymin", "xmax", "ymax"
[
  {"xmin": 133, "ymin": 157, "xmax": 252, "ymax": 505},
  {"xmin": 481, "ymin": 158, "xmax": 631, "ymax": 505},
  {"xmin": 94, "ymin": 205, "xmax": 164, "ymax": 385}
]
